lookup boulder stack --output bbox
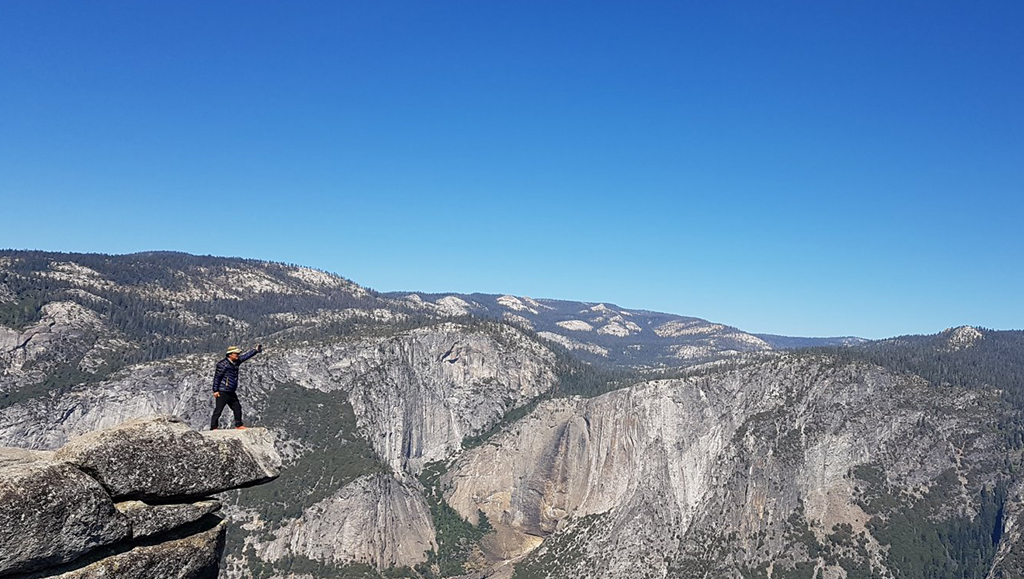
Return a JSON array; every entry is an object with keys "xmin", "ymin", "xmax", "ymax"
[{"xmin": 0, "ymin": 416, "xmax": 281, "ymax": 579}]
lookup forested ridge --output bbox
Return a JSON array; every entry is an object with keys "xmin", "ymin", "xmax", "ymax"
[
  {"xmin": 0, "ymin": 250, "xmax": 437, "ymax": 358},
  {"xmin": 811, "ymin": 329, "xmax": 1024, "ymax": 408}
]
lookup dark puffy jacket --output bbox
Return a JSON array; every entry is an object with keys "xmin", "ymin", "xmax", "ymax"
[{"xmin": 212, "ymin": 349, "xmax": 258, "ymax": 393}]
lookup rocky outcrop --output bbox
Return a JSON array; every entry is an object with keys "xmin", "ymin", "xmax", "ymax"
[
  {"xmin": 116, "ymin": 500, "xmax": 223, "ymax": 540},
  {"xmin": 0, "ymin": 461, "xmax": 130, "ymax": 575},
  {"xmin": 0, "ymin": 415, "xmax": 281, "ymax": 579},
  {"xmin": 55, "ymin": 415, "xmax": 280, "ymax": 499},
  {"xmin": 46, "ymin": 521, "xmax": 226, "ymax": 579}
]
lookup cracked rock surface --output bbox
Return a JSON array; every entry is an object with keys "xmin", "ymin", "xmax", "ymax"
[
  {"xmin": 0, "ymin": 415, "xmax": 281, "ymax": 579},
  {"xmin": 55, "ymin": 415, "xmax": 281, "ymax": 500},
  {"xmin": 47, "ymin": 521, "xmax": 226, "ymax": 579},
  {"xmin": 0, "ymin": 461, "xmax": 129, "ymax": 575},
  {"xmin": 116, "ymin": 499, "xmax": 222, "ymax": 540}
]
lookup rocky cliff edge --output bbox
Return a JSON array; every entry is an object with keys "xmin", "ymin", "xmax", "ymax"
[{"xmin": 0, "ymin": 415, "xmax": 281, "ymax": 579}]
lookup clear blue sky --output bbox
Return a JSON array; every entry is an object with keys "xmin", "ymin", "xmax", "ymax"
[{"xmin": 1, "ymin": 1, "xmax": 1021, "ymax": 339}]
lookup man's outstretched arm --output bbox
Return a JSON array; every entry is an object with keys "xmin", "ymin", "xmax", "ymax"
[{"xmin": 238, "ymin": 344, "xmax": 263, "ymax": 363}]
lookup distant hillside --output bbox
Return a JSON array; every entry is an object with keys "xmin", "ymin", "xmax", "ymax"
[
  {"xmin": 812, "ymin": 325, "xmax": 1024, "ymax": 407},
  {"xmin": 755, "ymin": 333, "xmax": 867, "ymax": 350},
  {"xmin": 0, "ymin": 250, "xmax": 866, "ymax": 372},
  {"xmin": 0, "ymin": 250, "xmax": 424, "ymax": 408},
  {"xmin": 388, "ymin": 290, "xmax": 862, "ymax": 367}
]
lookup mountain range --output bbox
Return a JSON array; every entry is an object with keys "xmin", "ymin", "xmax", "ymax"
[
  {"xmin": 386, "ymin": 290, "xmax": 864, "ymax": 367},
  {"xmin": 1, "ymin": 249, "xmax": 1022, "ymax": 579}
]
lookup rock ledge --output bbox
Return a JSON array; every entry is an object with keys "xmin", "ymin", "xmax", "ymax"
[{"xmin": 0, "ymin": 415, "xmax": 281, "ymax": 578}]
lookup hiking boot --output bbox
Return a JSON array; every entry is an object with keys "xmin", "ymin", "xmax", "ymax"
[{"xmin": 235, "ymin": 426, "xmax": 248, "ymax": 430}]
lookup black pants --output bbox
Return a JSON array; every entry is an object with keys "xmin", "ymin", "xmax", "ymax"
[{"xmin": 211, "ymin": 391, "xmax": 243, "ymax": 429}]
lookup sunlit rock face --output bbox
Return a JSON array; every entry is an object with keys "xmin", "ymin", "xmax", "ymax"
[
  {"xmin": 0, "ymin": 458, "xmax": 130, "ymax": 575},
  {"xmin": 445, "ymin": 356, "xmax": 1014, "ymax": 578},
  {"xmin": 256, "ymin": 473, "xmax": 437, "ymax": 570},
  {"xmin": 0, "ymin": 415, "xmax": 281, "ymax": 579},
  {"xmin": 55, "ymin": 415, "xmax": 281, "ymax": 499}
]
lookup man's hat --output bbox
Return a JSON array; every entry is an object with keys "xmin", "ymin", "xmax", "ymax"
[{"xmin": 226, "ymin": 346, "xmax": 243, "ymax": 355}]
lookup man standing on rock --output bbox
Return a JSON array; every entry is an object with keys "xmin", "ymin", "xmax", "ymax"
[{"xmin": 210, "ymin": 344, "xmax": 262, "ymax": 430}]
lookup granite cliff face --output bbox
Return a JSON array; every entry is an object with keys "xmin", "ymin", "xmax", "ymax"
[
  {"xmin": 255, "ymin": 473, "xmax": 437, "ymax": 570},
  {"xmin": 0, "ymin": 415, "xmax": 281, "ymax": 579},
  {"xmin": 0, "ymin": 322, "xmax": 556, "ymax": 477},
  {"xmin": 444, "ymin": 356, "xmax": 1020, "ymax": 578}
]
